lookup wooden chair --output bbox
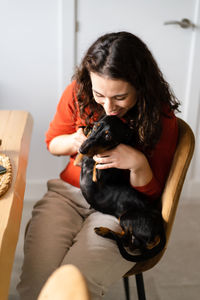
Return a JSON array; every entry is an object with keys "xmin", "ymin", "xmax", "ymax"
[
  {"xmin": 0, "ymin": 111, "xmax": 33, "ymax": 300},
  {"xmin": 122, "ymin": 118, "xmax": 195, "ymax": 300}
]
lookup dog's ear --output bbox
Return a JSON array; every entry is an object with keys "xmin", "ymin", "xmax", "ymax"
[{"xmin": 124, "ymin": 128, "xmax": 139, "ymax": 147}]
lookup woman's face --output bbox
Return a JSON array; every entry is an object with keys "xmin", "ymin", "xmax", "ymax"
[{"xmin": 90, "ymin": 72, "xmax": 137, "ymax": 118}]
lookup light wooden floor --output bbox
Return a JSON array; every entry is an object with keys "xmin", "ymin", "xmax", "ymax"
[{"xmin": 9, "ymin": 199, "xmax": 200, "ymax": 300}]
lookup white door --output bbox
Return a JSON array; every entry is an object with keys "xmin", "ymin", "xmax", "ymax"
[{"xmin": 73, "ymin": 0, "xmax": 200, "ymax": 199}]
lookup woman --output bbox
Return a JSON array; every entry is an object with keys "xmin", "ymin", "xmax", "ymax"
[{"xmin": 17, "ymin": 31, "xmax": 180, "ymax": 299}]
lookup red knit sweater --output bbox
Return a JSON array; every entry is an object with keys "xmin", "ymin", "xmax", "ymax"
[{"xmin": 46, "ymin": 81, "xmax": 178, "ymax": 199}]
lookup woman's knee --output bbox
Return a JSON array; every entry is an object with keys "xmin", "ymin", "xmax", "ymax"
[{"xmin": 61, "ymin": 212, "xmax": 134, "ymax": 296}]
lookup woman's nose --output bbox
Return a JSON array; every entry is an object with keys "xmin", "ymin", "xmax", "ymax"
[{"xmin": 104, "ymin": 98, "xmax": 115, "ymax": 113}]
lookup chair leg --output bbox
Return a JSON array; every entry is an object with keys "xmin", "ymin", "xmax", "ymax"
[
  {"xmin": 123, "ymin": 277, "xmax": 130, "ymax": 300},
  {"xmin": 135, "ymin": 273, "xmax": 146, "ymax": 300}
]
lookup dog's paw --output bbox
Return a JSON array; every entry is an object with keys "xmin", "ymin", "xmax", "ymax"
[{"xmin": 94, "ymin": 227, "xmax": 110, "ymax": 237}]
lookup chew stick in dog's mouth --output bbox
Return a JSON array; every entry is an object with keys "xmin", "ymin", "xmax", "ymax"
[
  {"xmin": 92, "ymin": 162, "xmax": 97, "ymax": 182},
  {"xmin": 74, "ymin": 153, "xmax": 84, "ymax": 166}
]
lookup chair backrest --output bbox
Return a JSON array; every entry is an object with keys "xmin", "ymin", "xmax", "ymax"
[{"xmin": 125, "ymin": 117, "xmax": 195, "ymax": 276}]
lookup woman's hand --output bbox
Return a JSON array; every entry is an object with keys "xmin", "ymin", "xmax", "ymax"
[
  {"xmin": 93, "ymin": 144, "xmax": 143, "ymax": 170},
  {"xmin": 72, "ymin": 128, "xmax": 87, "ymax": 153},
  {"xmin": 93, "ymin": 144, "xmax": 153, "ymax": 186},
  {"xmin": 49, "ymin": 128, "xmax": 87, "ymax": 156}
]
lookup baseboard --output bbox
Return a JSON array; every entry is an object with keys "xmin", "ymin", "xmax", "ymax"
[{"xmin": 24, "ymin": 180, "xmax": 47, "ymax": 201}]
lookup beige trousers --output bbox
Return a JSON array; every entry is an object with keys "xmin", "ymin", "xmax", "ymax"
[{"xmin": 17, "ymin": 179, "xmax": 135, "ymax": 300}]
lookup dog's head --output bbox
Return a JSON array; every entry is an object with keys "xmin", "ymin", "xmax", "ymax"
[{"xmin": 79, "ymin": 115, "xmax": 134, "ymax": 157}]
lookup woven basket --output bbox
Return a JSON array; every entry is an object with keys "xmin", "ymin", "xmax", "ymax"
[{"xmin": 0, "ymin": 154, "xmax": 12, "ymax": 197}]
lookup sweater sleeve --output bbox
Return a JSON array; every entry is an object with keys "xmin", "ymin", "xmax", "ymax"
[
  {"xmin": 45, "ymin": 81, "xmax": 78, "ymax": 149},
  {"xmin": 133, "ymin": 110, "xmax": 178, "ymax": 199}
]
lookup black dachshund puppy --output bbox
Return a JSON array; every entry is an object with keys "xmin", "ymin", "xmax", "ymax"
[{"xmin": 76, "ymin": 115, "xmax": 166, "ymax": 262}]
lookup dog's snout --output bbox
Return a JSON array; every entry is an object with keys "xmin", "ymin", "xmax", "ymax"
[{"xmin": 79, "ymin": 138, "xmax": 96, "ymax": 155}]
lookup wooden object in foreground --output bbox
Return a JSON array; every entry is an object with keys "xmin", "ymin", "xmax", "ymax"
[
  {"xmin": 38, "ymin": 265, "xmax": 90, "ymax": 300},
  {"xmin": 0, "ymin": 110, "xmax": 33, "ymax": 300}
]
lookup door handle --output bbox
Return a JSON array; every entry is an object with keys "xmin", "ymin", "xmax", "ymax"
[{"xmin": 164, "ymin": 18, "xmax": 196, "ymax": 29}]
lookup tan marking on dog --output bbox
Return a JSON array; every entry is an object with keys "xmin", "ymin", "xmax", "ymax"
[{"xmin": 146, "ymin": 235, "xmax": 160, "ymax": 249}]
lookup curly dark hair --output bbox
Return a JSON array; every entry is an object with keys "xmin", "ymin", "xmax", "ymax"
[{"xmin": 73, "ymin": 31, "xmax": 180, "ymax": 150}]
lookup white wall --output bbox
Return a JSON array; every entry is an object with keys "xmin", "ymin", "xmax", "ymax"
[{"xmin": 0, "ymin": 0, "xmax": 75, "ymax": 200}]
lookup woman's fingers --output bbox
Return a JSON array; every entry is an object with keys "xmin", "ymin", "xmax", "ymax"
[{"xmin": 93, "ymin": 152, "xmax": 119, "ymax": 169}]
